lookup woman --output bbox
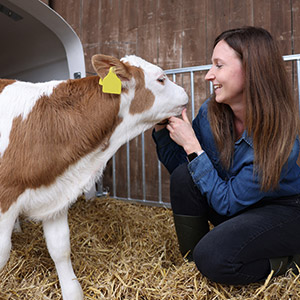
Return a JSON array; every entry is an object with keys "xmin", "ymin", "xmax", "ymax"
[{"xmin": 152, "ymin": 26, "xmax": 300, "ymax": 285}]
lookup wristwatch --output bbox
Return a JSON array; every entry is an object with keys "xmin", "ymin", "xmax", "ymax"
[{"xmin": 187, "ymin": 152, "xmax": 199, "ymax": 162}]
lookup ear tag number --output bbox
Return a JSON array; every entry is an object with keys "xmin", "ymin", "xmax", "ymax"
[{"xmin": 99, "ymin": 67, "xmax": 122, "ymax": 94}]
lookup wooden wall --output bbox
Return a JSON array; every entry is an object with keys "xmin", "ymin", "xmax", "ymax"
[{"xmin": 49, "ymin": 0, "xmax": 300, "ymax": 203}]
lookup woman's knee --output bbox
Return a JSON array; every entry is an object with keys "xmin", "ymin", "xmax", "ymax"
[
  {"xmin": 193, "ymin": 226, "xmax": 242, "ymax": 284},
  {"xmin": 193, "ymin": 229, "xmax": 270, "ymax": 285},
  {"xmin": 193, "ymin": 237, "xmax": 227, "ymax": 283}
]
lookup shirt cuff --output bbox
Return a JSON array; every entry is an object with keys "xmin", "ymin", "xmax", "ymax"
[{"xmin": 187, "ymin": 151, "xmax": 214, "ymax": 181}]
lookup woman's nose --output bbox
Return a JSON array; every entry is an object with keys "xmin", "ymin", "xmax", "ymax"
[{"xmin": 205, "ymin": 67, "xmax": 215, "ymax": 81}]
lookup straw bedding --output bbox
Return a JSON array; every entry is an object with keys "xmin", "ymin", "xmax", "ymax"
[{"xmin": 0, "ymin": 196, "xmax": 300, "ymax": 300}]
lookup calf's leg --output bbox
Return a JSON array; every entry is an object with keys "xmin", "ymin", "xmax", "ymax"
[
  {"xmin": 0, "ymin": 207, "xmax": 19, "ymax": 270},
  {"xmin": 43, "ymin": 211, "xmax": 83, "ymax": 300}
]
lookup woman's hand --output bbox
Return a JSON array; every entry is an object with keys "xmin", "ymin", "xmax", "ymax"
[{"xmin": 167, "ymin": 108, "xmax": 203, "ymax": 155}]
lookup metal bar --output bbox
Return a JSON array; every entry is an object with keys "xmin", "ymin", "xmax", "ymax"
[
  {"xmin": 165, "ymin": 64, "xmax": 212, "ymax": 74},
  {"xmin": 190, "ymin": 71, "xmax": 195, "ymax": 119},
  {"xmin": 141, "ymin": 133, "xmax": 146, "ymax": 201},
  {"xmin": 297, "ymin": 59, "xmax": 300, "ymax": 106},
  {"xmin": 283, "ymin": 54, "xmax": 300, "ymax": 61},
  {"xmin": 126, "ymin": 141, "xmax": 131, "ymax": 199},
  {"xmin": 113, "ymin": 196, "xmax": 171, "ymax": 209},
  {"xmin": 112, "ymin": 155, "xmax": 116, "ymax": 197},
  {"xmin": 158, "ymin": 160, "xmax": 162, "ymax": 204},
  {"xmin": 210, "ymin": 81, "xmax": 214, "ymax": 94}
]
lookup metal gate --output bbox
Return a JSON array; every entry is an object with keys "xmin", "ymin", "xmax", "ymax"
[{"xmin": 98, "ymin": 54, "xmax": 300, "ymax": 207}]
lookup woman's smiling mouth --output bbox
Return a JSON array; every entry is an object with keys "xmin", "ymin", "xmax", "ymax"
[{"xmin": 214, "ymin": 84, "xmax": 223, "ymax": 90}]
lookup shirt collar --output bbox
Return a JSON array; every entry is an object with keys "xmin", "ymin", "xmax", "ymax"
[{"xmin": 235, "ymin": 130, "xmax": 253, "ymax": 147}]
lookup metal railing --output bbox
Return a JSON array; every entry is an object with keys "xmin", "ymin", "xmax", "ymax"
[{"xmin": 98, "ymin": 54, "xmax": 300, "ymax": 207}]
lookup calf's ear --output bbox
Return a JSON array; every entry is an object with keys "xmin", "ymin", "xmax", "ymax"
[{"xmin": 91, "ymin": 54, "xmax": 131, "ymax": 81}]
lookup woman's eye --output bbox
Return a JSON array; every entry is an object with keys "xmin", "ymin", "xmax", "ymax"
[{"xmin": 216, "ymin": 64, "xmax": 223, "ymax": 69}]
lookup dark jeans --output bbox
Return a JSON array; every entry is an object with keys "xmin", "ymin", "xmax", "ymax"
[{"xmin": 170, "ymin": 163, "xmax": 300, "ymax": 285}]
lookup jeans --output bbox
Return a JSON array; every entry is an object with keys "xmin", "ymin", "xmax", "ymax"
[{"xmin": 170, "ymin": 163, "xmax": 300, "ymax": 285}]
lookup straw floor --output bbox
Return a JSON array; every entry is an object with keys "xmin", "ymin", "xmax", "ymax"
[{"xmin": 1, "ymin": 196, "xmax": 300, "ymax": 300}]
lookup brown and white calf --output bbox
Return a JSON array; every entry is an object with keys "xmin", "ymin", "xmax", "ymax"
[{"xmin": 0, "ymin": 54, "xmax": 188, "ymax": 299}]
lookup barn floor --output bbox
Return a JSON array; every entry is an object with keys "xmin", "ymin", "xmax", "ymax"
[{"xmin": 0, "ymin": 196, "xmax": 300, "ymax": 300}]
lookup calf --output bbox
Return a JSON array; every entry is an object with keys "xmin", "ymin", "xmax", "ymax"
[{"xmin": 0, "ymin": 54, "xmax": 188, "ymax": 299}]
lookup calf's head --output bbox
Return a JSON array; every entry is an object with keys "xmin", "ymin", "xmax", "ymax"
[{"xmin": 92, "ymin": 54, "xmax": 188, "ymax": 126}]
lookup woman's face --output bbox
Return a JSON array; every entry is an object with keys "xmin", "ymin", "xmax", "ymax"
[{"xmin": 205, "ymin": 40, "xmax": 245, "ymax": 108}]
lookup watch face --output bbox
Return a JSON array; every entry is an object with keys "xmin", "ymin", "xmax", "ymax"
[{"xmin": 187, "ymin": 152, "xmax": 198, "ymax": 162}]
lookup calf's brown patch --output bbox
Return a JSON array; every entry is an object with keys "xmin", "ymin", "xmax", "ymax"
[
  {"xmin": 0, "ymin": 76, "xmax": 122, "ymax": 213},
  {"xmin": 0, "ymin": 79, "xmax": 16, "ymax": 93},
  {"xmin": 128, "ymin": 67, "xmax": 155, "ymax": 115}
]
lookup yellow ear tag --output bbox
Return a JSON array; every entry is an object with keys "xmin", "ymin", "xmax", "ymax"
[{"xmin": 99, "ymin": 67, "xmax": 122, "ymax": 94}]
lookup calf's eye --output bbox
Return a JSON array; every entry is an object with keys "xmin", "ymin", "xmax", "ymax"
[{"xmin": 157, "ymin": 76, "xmax": 166, "ymax": 84}]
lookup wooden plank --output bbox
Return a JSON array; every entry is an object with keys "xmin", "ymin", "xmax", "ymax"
[
  {"xmin": 206, "ymin": 0, "xmax": 230, "ymax": 60},
  {"xmin": 292, "ymin": 0, "xmax": 300, "ymax": 53},
  {"xmin": 270, "ymin": 0, "xmax": 292, "ymax": 56},
  {"xmin": 50, "ymin": 0, "xmax": 81, "ymax": 38},
  {"xmin": 252, "ymin": 0, "xmax": 271, "ymax": 30},
  {"xmin": 291, "ymin": 0, "xmax": 300, "ymax": 114},
  {"xmin": 118, "ymin": 0, "xmax": 138, "ymax": 57},
  {"xmin": 156, "ymin": 0, "xmax": 183, "ymax": 69},
  {"xmin": 181, "ymin": 0, "xmax": 207, "ymax": 70},
  {"xmin": 136, "ymin": 1, "xmax": 158, "ymax": 61},
  {"xmin": 81, "ymin": 0, "xmax": 101, "ymax": 74},
  {"xmin": 98, "ymin": 0, "xmax": 120, "ymax": 57},
  {"xmin": 252, "ymin": 0, "xmax": 292, "ymax": 55},
  {"xmin": 228, "ymin": 0, "xmax": 253, "ymax": 28}
]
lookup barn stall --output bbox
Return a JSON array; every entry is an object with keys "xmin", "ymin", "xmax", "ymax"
[{"xmin": 1, "ymin": 0, "xmax": 300, "ymax": 299}]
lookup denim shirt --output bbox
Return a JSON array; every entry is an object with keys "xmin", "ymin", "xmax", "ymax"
[{"xmin": 152, "ymin": 99, "xmax": 300, "ymax": 216}]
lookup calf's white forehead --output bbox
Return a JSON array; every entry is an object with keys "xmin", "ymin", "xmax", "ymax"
[{"xmin": 121, "ymin": 55, "xmax": 162, "ymax": 75}]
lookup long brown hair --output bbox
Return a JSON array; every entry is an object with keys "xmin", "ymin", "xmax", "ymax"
[{"xmin": 208, "ymin": 26, "xmax": 299, "ymax": 191}]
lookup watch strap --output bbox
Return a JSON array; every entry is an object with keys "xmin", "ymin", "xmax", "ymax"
[{"xmin": 187, "ymin": 152, "xmax": 198, "ymax": 162}]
